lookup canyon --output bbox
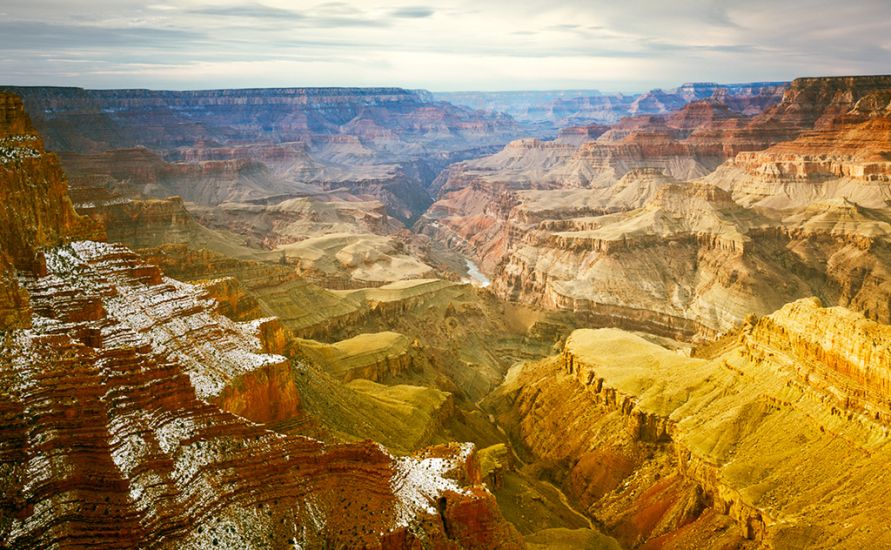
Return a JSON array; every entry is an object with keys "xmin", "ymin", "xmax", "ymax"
[
  {"xmin": 420, "ymin": 75, "xmax": 891, "ymax": 338},
  {"xmin": 2, "ymin": 73, "xmax": 890, "ymax": 549},
  {"xmin": 436, "ymin": 81, "xmax": 788, "ymax": 130},
  {"xmin": 0, "ymin": 93, "xmax": 522, "ymax": 548},
  {"xmin": 488, "ymin": 297, "xmax": 891, "ymax": 548}
]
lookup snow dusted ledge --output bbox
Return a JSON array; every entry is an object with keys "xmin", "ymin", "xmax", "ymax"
[
  {"xmin": 38, "ymin": 241, "xmax": 288, "ymax": 399},
  {"xmin": 389, "ymin": 442, "xmax": 475, "ymax": 529}
]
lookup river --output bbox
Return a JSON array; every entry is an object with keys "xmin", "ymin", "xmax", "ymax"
[{"xmin": 464, "ymin": 259, "xmax": 491, "ymax": 288}]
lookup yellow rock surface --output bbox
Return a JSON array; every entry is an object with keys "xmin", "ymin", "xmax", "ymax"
[{"xmin": 493, "ymin": 298, "xmax": 891, "ymax": 548}]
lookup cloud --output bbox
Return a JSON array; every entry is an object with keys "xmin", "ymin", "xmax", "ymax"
[
  {"xmin": 307, "ymin": 16, "xmax": 389, "ymax": 28},
  {"xmin": 390, "ymin": 6, "xmax": 435, "ymax": 18},
  {"xmin": 0, "ymin": 21, "xmax": 203, "ymax": 50},
  {"xmin": 190, "ymin": 2, "xmax": 389, "ymax": 27},
  {"xmin": 189, "ymin": 3, "xmax": 301, "ymax": 19},
  {"xmin": 0, "ymin": 0, "xmax": 889, "ymax": 91}
]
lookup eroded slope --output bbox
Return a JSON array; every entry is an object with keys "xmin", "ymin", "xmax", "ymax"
[{"xmin": 489, "ymin": 298, "xmax": 891, "ymax": 548}]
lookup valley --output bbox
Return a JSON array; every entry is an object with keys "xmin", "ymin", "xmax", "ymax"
[{"xmin": 2, "ymin": 73, "xmax": 891, "ymax": 549}]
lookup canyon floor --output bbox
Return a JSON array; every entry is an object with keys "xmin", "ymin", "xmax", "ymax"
[{"xmin": 2, "ymin": 76, "xmax": 891, "ymax": 548}]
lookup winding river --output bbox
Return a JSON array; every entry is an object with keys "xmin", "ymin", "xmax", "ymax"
[{"xmin": 464, "ymin": 259, "xmax": 491, "ymax": 288}]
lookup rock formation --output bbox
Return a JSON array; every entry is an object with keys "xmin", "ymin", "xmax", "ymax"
[
  {"xmin": 705, "ymin": 75, "xmax": 891, "ymax": 209},
  {"xmin": 436, "ymin": 81, "xmax": 786, "ymax": 129},
  {"xmin": 3, "ymin": 87, "xmax": 516, "ymax": 153},
  {"xmin": 0, "ymin": 92, "xmax": 522, "ymax": 549},
  {"xmin": 488, "ymin": 298, "xmax": 891, "ymax": 548},
  {"xmin": 420, "ymin": 75, "xmax": 891, "ymax": 335},
  {"xmin": 0, "ymin": 94, "xmax": 102, "ymax": 271},
  {"xmin": 2, "ymin": 86, "xmax": 523, "ymax": 224},
  {"xmin": 5, "ymin": 72, "xmax": 891, "ymax": 548},
  {"xmin": 296, "ymin": 331, "xmax": 417, "ymax": 383},
  {"xmin": 489, "ymin": 181, "xmax": 891, "ymax": 336}
]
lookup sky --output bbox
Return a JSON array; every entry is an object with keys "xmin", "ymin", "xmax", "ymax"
[{"xmin": 0, "ymin": 0, "xmax": 889, "ymax": 92}]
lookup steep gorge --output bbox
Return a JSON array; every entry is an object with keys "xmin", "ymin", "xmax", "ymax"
[
  {"xmin": 5, "ymin": 73, "xmax": 891, "ymax": 549},
  {"xmin": 421, "ymin": 76, "xmax": 891, "ymax": 336},
  {"xmin": 0, "ymin": 91, "xmax": 523, "ymax": 549},
  {"xmin": 488, "ymin": 298, "xmax": 891, "ymax": 549}
]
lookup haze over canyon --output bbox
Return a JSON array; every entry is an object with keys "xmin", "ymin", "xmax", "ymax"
[{"xmin": 2, "ymin": 1, "xmax": 891, "ymax": 549}]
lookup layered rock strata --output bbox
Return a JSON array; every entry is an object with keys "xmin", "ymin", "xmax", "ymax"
[
  {"xmin": 421, "ymin": 76, "xmax": 891, "ymax": 335},
  {"xmin": 0, "ymin": 92, "xmax": 522, "ymax": 549},
  {"xmin": 3, "ymin": 87, "xmax": 517, "ymax": 153},
  {"xmin": 488, "ymin": 182, "xmax": 891, "ymax": 336},
  {"xmin": 490, "ymin": 298, "xmax": 891, "ymax": 548}
]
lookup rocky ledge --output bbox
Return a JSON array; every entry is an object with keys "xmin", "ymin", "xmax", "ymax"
[{"xmin": 491, "ymin": 298, "xmax": 891, "ymax": 548}]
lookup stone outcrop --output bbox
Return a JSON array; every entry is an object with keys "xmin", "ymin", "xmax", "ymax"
[
  {"xmin": 421, "ymin": 75, "xmax": 891, "ymax": 336},
  {"xmin": 0, "ymin": 93, "xmax": 102, "ymax": 271},
  {"xmin": 706, "ymin": 75, "xmax": 891, "ymax": 208},
  {"xmin": 489, "ymin": 299, "xmax": 891, "ymax": 548},
  {"xmin": 195, "ymin": 276, "xmax": 264, "ymax": 321},
  {"xmin": 5, "ymin": 72, "xmax": 891, "ymax": 547},
  {"xmin": 213, "ymin": 358, "xmax": 302, "ymax": 425},
  {"xmin": 297, "ymin": 331, "xmax": 417, "ymax": 383},
  {"xmin": 85, "ymin": 195, "xmax": 208, "ymax": 249},
  {"xmin": 0, "ymin": 92, "xmax": 103, "ymax": 331},
  {"xmin": 743, "ymin": 297, "xmax": 891, "ymax": 422},
  {"xmin": 0, "ymin": 256, "xmax": 29, "ymax": 330},
  {"xmin": 435, "ymin": 81, "xmax": 785, "ymax": 129}
]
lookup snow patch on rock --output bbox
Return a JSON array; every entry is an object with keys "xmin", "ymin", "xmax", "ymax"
[{"xmin": 389, "ymin": 442, "xmax": 473, "ymax": 528}]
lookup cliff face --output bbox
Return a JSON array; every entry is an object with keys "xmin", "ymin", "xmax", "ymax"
[
  {"xmin": 489, "ymin": 299, "xmax": 891, "ymax": 549},
  {"xmin": 4, "ymin": 86, "xmax": 517, "ymax": 153},
  {"xmin": 490, "ymin": 182, "xmax": 891, "ymax": 336},
  {"xmin": 0, "ymin": 94, "xmax": 101, "ymax": 270},
  {"xmin": 707, "ymin": 75, "xmax": 891, "ymax": 208},
  {"xmin": 0, "ymin": 93, "xmax": 522, "ymax": 549},
  {"xmin": 1, "ymin": 86, "xmax": 521, "ymax": 224},
  {"xmin": 0, "ymin": 93, "xmax": 102, "ymax": 330},
  {"xmin": 420, "ymin": 76, "xmax": 891, "ymax": 335},
  {"xmin": 744, "ymin": 297, "xmax": 891, "ymax": 422},
  {"xmin": 755, "ymin": 75, "xmax": 891, "ymax": 130},
  {"xmin": 297, "ymin": 331, "xmax": 418, "ymax": 383}
]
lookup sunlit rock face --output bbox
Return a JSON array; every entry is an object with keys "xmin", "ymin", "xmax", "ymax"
[
  {"xmin": 489, "ymin": 298, "xmax": 891, "ymax": 549},
  {"xmin": 709, "ymin": 76, "xmax": 891, "ymax": 208},
  {"xmin": 421, "ymin": 76, "xmax": 891, "ymax": 337}
]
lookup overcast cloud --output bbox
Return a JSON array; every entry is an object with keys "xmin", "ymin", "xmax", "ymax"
[{"xmin": 0, "ymin": 0, "xmax": 888, "ymax": 91}]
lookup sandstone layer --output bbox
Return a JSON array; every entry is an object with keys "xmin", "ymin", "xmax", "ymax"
[
  {"xmin": 420, "ymin": 76, "xmax": 891, "ymax": 336},
  {"xmin": 489, "ymin": 298, "xmax": 891, "ymax": 549}
]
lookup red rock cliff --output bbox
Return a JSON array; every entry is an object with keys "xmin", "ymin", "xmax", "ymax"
[{"xmin": 0, "ymin": 93, "xmax": 522, "ymax": 548}]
